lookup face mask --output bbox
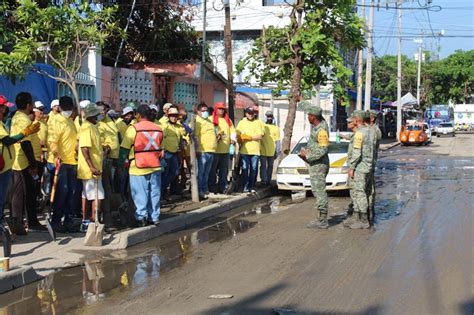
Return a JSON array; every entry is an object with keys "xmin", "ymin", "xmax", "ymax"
[
  {"xmin": 97, "ymin": 114, "xmax": 104, "ymax": 122},
  {"xmin": 61, "ymin": 110, "xmax": 73, "ymax": 118},
  {"xmin": 201, "ymin": 111, "xmax": 209, "ymax": 119}
]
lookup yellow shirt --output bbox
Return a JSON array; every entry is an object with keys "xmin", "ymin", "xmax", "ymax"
[
  {"xmin": 48, "ymin": 114, "xmax": 78, "ymax": 165},
  {"xmin": 162, "ymin": 122, "xmax": 185, "ymax": 153},
  {"xmin": 77, "ymin": 120, "xmax": 103, "ymax": 180},
  {"xmin": 0, "ymin": 122, "xmax": 15, "ymax": 174},
  {"xmin": 215, "ymin": 117, "xmax": 236, "ymax": 154},
  {"xmin": 37, "ymin": 120, "xmax": 48, "ymax": 145},
  {"xmin": 115, "ymin": 118, "xmax": 129, "ymax": 140},
  {"xmin": 195, "ymin": 115, "xmax": 217, "ymax": 153},
  {"xmin": 121, "ymin": 125, "xmax": 161, "ymax": 176},
  {"xmin": 159, "ymin": 116, "xmax": 169, "ymax": 126},
  {"xmin": 236, "ymin": 118, "xmax": 264, "ymax": 156},
  {"xmin": 98, "ymin": 116, "xmax": 120, "ymax": 159},
  {"xmin": 11, "ymin": 111, "xmax": 37, "ymax": 171},
  {"xmin": 261, "ymin": 123, "xmax": 280, "ymax": 157}
]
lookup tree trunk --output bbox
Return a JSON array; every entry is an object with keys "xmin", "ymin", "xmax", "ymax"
[{"xmin": 280, "ymin": 63, "xmax": 303, "ymax": 158}]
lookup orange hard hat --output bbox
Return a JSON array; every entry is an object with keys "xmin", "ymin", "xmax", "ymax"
[{"xmin": 215, "ymin": 102, "xmax": 226, "ymax": 109}]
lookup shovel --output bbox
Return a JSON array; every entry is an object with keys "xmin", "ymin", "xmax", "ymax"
[
  {"xmin": 0, "ymin": 225, "xmax": 12, "ymax": 257},
  {"xmin": 46, "ymin": 159, "xmax": 61, "ymax": 241},
  {"xmin": 84, "ymin": 179, "xmax": 104, "ymax": 247}
]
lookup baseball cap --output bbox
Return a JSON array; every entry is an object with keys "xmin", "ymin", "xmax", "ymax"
[
  {"xmin": 305, "ymin": 106, "xmax": 323, "ymax": 116},
  {"xmin": 149, "ymin": 104, "xmax": 158, "ymax": 112},
  {"xmin": 0, "ymin": 95, "xmax": 14, "ymax": 107},
  {"xmin": 50, "ymin": 99, "xmax": 59, "ymax": 108},
  {"xmin": 168, "ymin": 107, "xmax": 179, "ymax": 115},
  {"xmin": 121, "ymin": 106, "xmax": 134, "ymax": 116},
  {"xmin": 215, "ymin": 102, "xmax": 226, "ymax": 110},
  {"xmin": 244, "ymin": 106, "xmax": 255, "ymax": 113},
  {"xmin": 163, "ymin": 103, "xmax": 173, "ymax": 112},
  {"xmin": 79, "ymin": 100, "xmax": 91, "ymax": 109},
  {"xmin": 33, "ymin": 101, "xmax": 45, "ymax": 112},
  {"xmin": 265, "ymin": 111, "xmax": 273, "ymax": 117}
]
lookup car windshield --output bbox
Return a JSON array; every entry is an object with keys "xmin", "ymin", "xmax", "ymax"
[
  {"xmin": 439, "ymin": 123, "xmax": 453, "ymax": 127},
  {"xmin": 407, "ymin": 125, "xmax": 422, "ymax": 131},
  {"xmin": 291, "ymin": 140, "xmax": 349, "ymax": 154}
]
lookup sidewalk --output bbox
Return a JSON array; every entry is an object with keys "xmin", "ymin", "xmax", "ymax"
[
  {"xmin": 0, "ymin": 186, "xmax": 276, "ymax": 294},
  {"xmin": 379, "ymin": 137, "xmax": 399, "ymax": 151}
]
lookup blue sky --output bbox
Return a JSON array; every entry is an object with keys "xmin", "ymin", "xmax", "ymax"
[{"xmin": 369, "ymin": 0, "xmax": 473, "ymax": 59}]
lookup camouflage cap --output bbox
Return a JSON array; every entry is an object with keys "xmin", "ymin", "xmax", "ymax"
[
  {"xmin": 352, "ymin": 110, "xmax": 364, "ymax": 118},
  {"xmin": 346, "ymin": 116, "xmax": 354, "ymax": 122},
  {"xmin": 369, "ymin": 109, "xmax": 379, "ymax": 117},
  {"xmin": 304, "ymin": 105, "xmax": 323, "ymax": 116}
]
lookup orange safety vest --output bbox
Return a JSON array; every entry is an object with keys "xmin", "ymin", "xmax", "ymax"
[{"xmin": 133, "ymin": 120, "xmax": 163, "ymax": 168}]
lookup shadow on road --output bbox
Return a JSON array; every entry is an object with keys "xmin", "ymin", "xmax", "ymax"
[{"xmin": 198, "ymin": 283, "xmax": 383, "ymax": 315}]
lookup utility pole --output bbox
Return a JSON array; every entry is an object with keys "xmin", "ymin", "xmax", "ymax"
[
  {"xmin": 415, "ymin": 38, "xmax": 423, "ymax": 105},
  {"xmin": 224, "ymin": 0, "xmax": 235, "ymax": 122},
  {"xmin": 356, "ymin": 0, "xmax": 365, "ymax": 111},
  {"xmin": 364, "ymin": 0, "xmax": 374, "ymax": 111},
  {"xmin": 396, "ymin": 0, "xmax": 402, "ymax": 141},
  {"xmin": 200, "ymin": 0, "xmax": 207, "ymax": 102}
]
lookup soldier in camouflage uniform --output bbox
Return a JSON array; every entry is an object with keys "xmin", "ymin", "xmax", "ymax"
[
  {"xmin": 367, "ymin": 110, "xmax": 382, "ymax": 224},
  {"xmin": 298, "ymin": 106, "xmax": 330, "ymax": 229},
  {"xmin": 345, "ymin": 110, "xmax": 374, "ymax": 229},
  {"xmin": 343, "ymin": 115, "xmax": 357, "ymax": 222}
]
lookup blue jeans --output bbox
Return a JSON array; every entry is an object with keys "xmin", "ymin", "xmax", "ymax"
[
  {"xmin": 197, "ymin": 152, "xmax": 214, "ymax": 195},
  {"xmin": 209, "ymin": 153, "xmax": 229, "ymax": 193},
  {"xmin": 130, "ymin": 171, "xmax": 161, "ymax": 223},
  {"xmin": 241, "ymin": 154, "xmax": 259, "ymax": 191},
  {"xmin": 161, "ymin": 152, "xmax": 180, "ymax": 193},
  {"xmin": 50, "ymin": 163, "xmax": 81, "ymax": 227},
  {"xmin": 0, "ymin": 170, "xmax": 12, "ymax": 221},
  {"xmin": 260, "ymin": 156, "xmax": 275, "ymax": 184}
]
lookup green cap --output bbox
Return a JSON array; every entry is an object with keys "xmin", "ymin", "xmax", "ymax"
[
  {"xmin": 126, "ymin": 101, "xmax": 138, "ymax": 109},
  {"xmin": 352, "ymin": 110, "xmax": 364, "ymax": 118},
  {"xmin": 304, "ymin": 105, "xmax": 323, "ymax": 116},
  {"xmin": 84, "ymin": 103, "xmax": 101, "ymax": 118},
  {"xmin": 369, "ymin": 109, "xmax": 378, "ymax": 117}
]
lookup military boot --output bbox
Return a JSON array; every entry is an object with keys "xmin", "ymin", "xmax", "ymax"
[
  {"xmin": 348, "ymin": 213, "xmax": 370, "ymax": 230},
  {"xmin": 306, "ymin": 212, "xmax": 329, "ymax": 229},
  {"xmin": 343, "ymin": 212, "xmax": 359, "ymax": 228}
]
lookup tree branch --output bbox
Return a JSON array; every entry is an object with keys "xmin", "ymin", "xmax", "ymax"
[{"xmin": 262, "ymin": 27, "xmax": 293, "ymax": 67}]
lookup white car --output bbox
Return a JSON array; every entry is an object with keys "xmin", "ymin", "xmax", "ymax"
[
  {"xmin": 277, "ymin": 133, "xmax": 351, "ymax": 192},
  {"xmin": 423, "ymin": 123, "xmax": 432, "ymax": 143},
  {"xmin": 435, "ymin": 122, "xmax": 455, "ymax": 137}
]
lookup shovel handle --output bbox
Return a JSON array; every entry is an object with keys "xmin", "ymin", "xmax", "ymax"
[
  {"xmin": 50, "ymin": 160, "xmax": 61, "ymax": 204},
  {"xmin": 95, "ymin": 178, "xmax": 99, "ymax": 224}
]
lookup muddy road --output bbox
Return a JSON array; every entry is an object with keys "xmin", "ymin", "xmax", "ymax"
[{"xmin": 2, "ymin": 134, "xmax": 473, "ymax": 314}]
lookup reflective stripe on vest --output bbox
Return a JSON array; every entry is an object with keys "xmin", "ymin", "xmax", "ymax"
[{"xmin": 133, "ymin": 121, "xmax": 163, "ymax": 168}]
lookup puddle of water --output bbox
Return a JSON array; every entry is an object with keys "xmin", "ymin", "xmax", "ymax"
[{"xmin": 0, "ymin": 196, "xmax": 289, "ymax": 315}]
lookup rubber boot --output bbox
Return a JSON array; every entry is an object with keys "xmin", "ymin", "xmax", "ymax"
[
  {"xmin": 348, "ymin": 213, "xmax": 370, "ymax": 230},
  {"xmin": 306, "ymin": 212, "xmax": 329, "ymax": 229}
]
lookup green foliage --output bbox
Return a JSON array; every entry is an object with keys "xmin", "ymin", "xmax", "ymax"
[
  {"xmin": 102, "ymin": 0, "xmax": 202, "ymax": 65},
  {"xmin": 236, "ymin": 0, "xmax": 365, "ymax": 98},
  {"xmin": 372, "ymin": 50, "xmax": 474, "ymax": 108},
  {"xmin": 0, "ymin": 0, "xmax": 122, "ymax": 102}
]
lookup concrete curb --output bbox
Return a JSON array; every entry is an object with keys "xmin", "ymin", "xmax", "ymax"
[
  {"xmin": 0, "ymin": 266, "xmax": 41, "ymax": 294},
  {"xmin": 106, "ymin": 185, "xmax": 277, "ymax": 250},
  {"xmin": 380, "ymin": 142, "xmax": 400, "ymax": 151}
]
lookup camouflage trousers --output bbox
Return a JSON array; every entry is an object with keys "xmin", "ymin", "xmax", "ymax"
[
  {"xmin": 367, "ymin": 172, "xmax": 376, "ymax": 222},
  {"xmin": 350, "ymin": 170, "xmax": 370, "ymax": 214},
  {"xmin": 309, "ymin": 163, "xmax": 329, "ymax": 216}
]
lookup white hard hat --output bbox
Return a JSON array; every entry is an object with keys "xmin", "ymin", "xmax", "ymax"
[
  {"xmin": 34, "ymin": 101, "xmax": 45, "ymax": 109},
  {"xmin": 122, "ymin": 106, "xmax": 134, "ymax": 116},
  {"xmin": 149, "ymin": 104, "xmax": 158, "ymax": 111}
]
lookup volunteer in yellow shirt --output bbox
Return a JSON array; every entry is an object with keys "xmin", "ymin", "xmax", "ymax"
[
  {"xmin": 115, "ymin": 106, "xmax": 135, "ymax": 141},
  {"xmin": 161, "ymin": 107, "xmax": 186, "ymax": 198},
  {"xmin": 48, "ymin": 96, "xmax": 81, "ymax": 233},
  {"xmin": 0, "ymin": 95, "xmax": 39, "ymax": 230},
  {"xmin": 10, "ymin": 92, "xmax": 46, "ymax": 232},
  {"xmin": 209, "ymin": 102, "xmax": 235, "ymax": 194},
  {"xmin": 78, "ymin": 104, "xmax": 104, "ymax": 229},
  {"xmin": 236, "ymin": 106, "xmax": 264, "ymax": 193},
  {"xmin": 119, "ymin": 105, "xmax": 163, "ymax": 226},
  {"xmin": 159, "ymin": 103, "xmax": 173, "ymax": 125},
  {"xmin": 195, "ymin": 103, "xmax": 217, "ymax": 198},
  {"xmin": 260, "ymin": 111, "xmax": 280, "ymax": 185}
]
